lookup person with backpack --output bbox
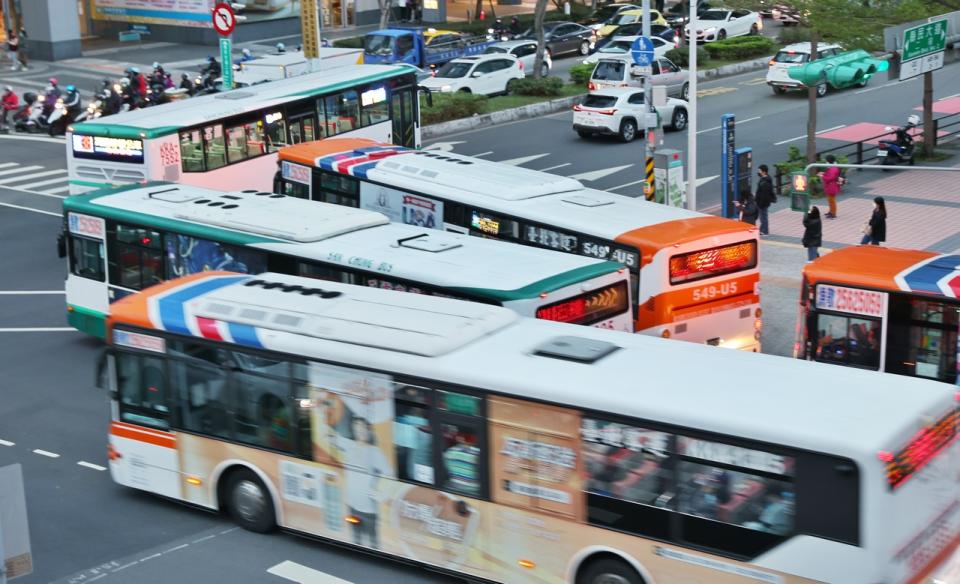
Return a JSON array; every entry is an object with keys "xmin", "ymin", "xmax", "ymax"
[
  {"xmin": 738, "ymin": 192, "xmax": 759, "ymax": 226},
  {"xmin": 755, "ymin": 164, "xmax": 776, "ymax": 236},
  {"xmin": 802, "ymin": 206, "xmax": 822, "ymax": 262}
]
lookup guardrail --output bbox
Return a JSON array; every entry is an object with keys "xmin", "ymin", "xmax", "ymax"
[{"xmin": 774, "ymin": 110, "xmax": 960, "ymax": 195}]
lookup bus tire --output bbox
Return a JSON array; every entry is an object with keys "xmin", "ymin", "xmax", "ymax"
[
  {"xmin": 225, "ymin": 468, "xmax": 275, "ymax": 533},
  {"xmin": 577, "ymin": 557, "xmax": 644, "ymax": 584}
]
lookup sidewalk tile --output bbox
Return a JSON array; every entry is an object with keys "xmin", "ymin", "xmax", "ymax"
[{"xmin": 861, "ymin": 169, "xmax": 960, "ymax": 202}]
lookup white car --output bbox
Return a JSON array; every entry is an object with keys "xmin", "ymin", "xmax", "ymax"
[
  {"xmin": 573, "ymin": 87, "xmax": 689, "ymax": 142},
  {"xmin": 483, "ymin": 40, "xmax": 552, "ymax": 78},
  {"xmin": 685, "ymin": 8, "xmax": 761, "ymax": 42},
  {"xmin": 419, "ymin": 54, "xmax": 524, "ymax": 96},
  {"xmin": 766, "ymin": 42, "xmax": 845, "ymax": 96},
  {"xmin": 589, "ymin": 56, "xmax": 690, "ymax": 101},
  {"xmin": 581, "ymin": 35, "xmax": 672, "ymax": 65}
]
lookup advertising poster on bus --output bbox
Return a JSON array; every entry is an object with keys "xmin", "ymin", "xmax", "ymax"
[{"xmin": 360, "ymin": 185, "xmax": 445, "ymax": 230}]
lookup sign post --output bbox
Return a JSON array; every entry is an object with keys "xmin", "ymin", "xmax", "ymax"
[
  {"xmin": 631, "ymin": 34, "xmax": 656, "ymax": 197},
  {"xmin": 212, "ymin": 2, "xmax": 237, "ymax": 90},
  {"xmin": 720, "ymin": 113, "xmax": 735, "ymax": 218}
]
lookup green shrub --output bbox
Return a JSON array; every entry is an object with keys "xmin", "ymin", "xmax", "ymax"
[
  {"xmin": 775, "ymin": 146, "xmax": 850, "ymax": 197},
  {"xmin": 664, "ymin": 46, "xmax": 709, "ymax": 68},
  {"xmin": 333, "ymin": 36, "xmax": 364, "ymax": 49},
  {"xmin": 419, "ymin": 92, "xmax": 489, "ymax": 125},
  {"xmin": 704, "ymin": 36, "xmax": 776, "ymax": 60},
  {"xmin": 510, "ymin": 76, "xmax": 563, "ymax": 96},
  {"xmin": 569, "ymin": 63, "xmax": 595, "ymax": 86},
  {"xmin": 778, "ymin": 26, "xmax": 812, "ymax": 45}
]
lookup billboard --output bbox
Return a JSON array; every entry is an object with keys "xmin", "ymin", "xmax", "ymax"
[{"xmin": 91, "ymin": 0, "xmax": 303, "ymax": 26}]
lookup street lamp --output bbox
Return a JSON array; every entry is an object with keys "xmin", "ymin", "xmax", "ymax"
[{"xmin": 686, "ymin": 1, "xmax": 698, "ymax": 211}]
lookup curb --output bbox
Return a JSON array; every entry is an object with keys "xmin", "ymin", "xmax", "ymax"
[{"xmin": 423, "ymin": 57, "xmax": 773, "ymax": 139}]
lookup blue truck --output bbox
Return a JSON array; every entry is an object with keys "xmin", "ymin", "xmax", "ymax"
[{"xmin": 363, "ymin": 28, "xmax": 496, "ymax": 68}]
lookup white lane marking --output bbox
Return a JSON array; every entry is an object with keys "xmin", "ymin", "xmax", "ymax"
[
  {"xmin": 268, "ymin": 561, "xmax": 355, "ymax": 584},
  {"xmin": 78, "ymin": 461, "xmax": 107, "ymax": 471},
  {"xmin": 0, "ymin": 201, "xmax": 61, "ymax": 216},
  {"xmin": 0, "ymin": 290, "xmax": 65, "ymax": 295},
  {"xmin": 112, "ymin": 561, "xmax": 139, "ymax": 572},
  {"xmin": 42, "ymin": 186, "xmax": 71, "ymax": 195},
  {"xmin": 608, "ymin": 179, "xmax": 646, "ymax": 191},
  {"xmin": 0, "ymin": 165, "xmax": 43, "ymax": 177},
  {"xmin": 192, "ymin": 534, "xmax": 216, "ymax": 544},
  {"xmin": 0, "ymin": 162, "xmax": 17, "ymax": 169},
  {"xmin": 0, "ymin": 439, "xmax": 14, "ymax": 446},
  {"xmin": 497, "ymin": 153, "xmax": 550, "ymax": 166},
  {"xmin": 0, "ymin": 327, "xmax": 77, "ymax": 332},
  {"xmin": 539, "ymin": 162, "xmax": 571, "ymax": 172},
  {"xmin": 12, "ymin": 174, "xmax": 70, "ymax": 190},
  {"xmin": 139, "ymin": 553, "xmax": 162, "ymax": 562},
  {"xmin": 471, "ymin": 151, "xmax": 493, "ymax": 157},
  {"xmin": 695, "ymin": 175, "xmax": 719, "ymax": 188},
  {"xmin": 697, "ymin": 124, "xmax": 721, "ymax": 135},
  {"xmin": 0, "ymin": 169, "xmax": 68, "ymax": 186},
  {"xmin": 422, "ymin": 140, "xmax": 465, "ymax": 152},
  {"xmin": 939, "ymin": 92, "xmax": 960, "ymax": 100},
  {"xmin": 739, "ymin": 115, "xmax": 762, "ymax": 124},
  {"xmin": 816, "ymin": 124, "xmax": 846, "ymax": 134},
  {"xmin": 0, "ymin": 134, "xmax": 66, "ymax": 144},
  {"xmin": 86, "ymin": 574, "xmax": 108, "ymax": 583},
  {"xmin": 567, "ymin": 164, "xmax": 633, "ymax": 182},
  {"xmin": 164, "ymin": 543, "xmax": 189, "ymax": 554},
  {"xmin": 33, "ymin": 449, "xmax": 61, "ymax": 458},
  {"xmin": 0, "ymin": 183, "xmax": 68, "ymax": 199},
  {"xmin": 774, "ymin": 124, "xmax": 848, "ymax": 145}
]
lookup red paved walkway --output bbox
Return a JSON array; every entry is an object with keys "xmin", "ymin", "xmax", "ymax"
[
  {"xmin": 816, "ymin": 122, "xmax": 947, "ymax": 145},
  {"xmin": 914, "ymin": 95, "xmax": 960, "ymax": 115}
]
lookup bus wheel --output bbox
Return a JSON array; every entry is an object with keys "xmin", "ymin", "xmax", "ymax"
[
  {"xmin": 226, "ymin": 469, "xmax": 275, "ymax": 533},
  {"xmin": 577, "ymin": 557, "xmax": 644, "ymax": 584}
]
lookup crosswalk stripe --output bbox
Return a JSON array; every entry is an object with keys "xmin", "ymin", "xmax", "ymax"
[
  {"xmin": 12, "ymin": 175, "xmax": 69, "ymax": 190},
  {"xmin": 0, "ymin": 162, "xmax": 17, "ymax": 170},
  {"xmin": 0, "ymin": 169, "xmax": 68, "ymax": 186},
  {"xmin": 267, "ymin": 561, "xmax": 354, "ymax": 584},
  {"xmin": 42, "ymin": 186, "xmax": 71, "ymax": 195},
  {"xmin": 0, "ymin": 165, "xmax": 43, "ymax": 178}
]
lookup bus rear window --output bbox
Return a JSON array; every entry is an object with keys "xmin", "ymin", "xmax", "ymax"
[
  {"xmin": 669, "ymin": 241, "xmax": 757, "ymax": 285},
  {"xmin": 536, "ymin": 281, "xmax": 629, "ymax": 325}
]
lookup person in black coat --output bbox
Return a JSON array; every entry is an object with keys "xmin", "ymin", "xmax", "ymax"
[
  {"xmin": 860, "ymin": 196, "xmax": 887, "ymax": 245},
  {"xmin": 738, "ymin": 192, "xmax": 759, "ymax": 226},
  {"xmin": 755, "ymin": 164, "xmax": 775, "ymax": 235},
  {"xmin": 802, "ymin": 206, "xmax": 822, "ymax": 262}
]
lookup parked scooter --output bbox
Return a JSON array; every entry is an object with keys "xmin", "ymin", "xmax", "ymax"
[{"xmin": 878, "ymin": 114, "xmax": 918, "ymax": 167}]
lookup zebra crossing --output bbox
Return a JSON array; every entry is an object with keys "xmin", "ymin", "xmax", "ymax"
[{"xmin": 0, "ymin": 162, "xmax": 70, "ymax": 196}]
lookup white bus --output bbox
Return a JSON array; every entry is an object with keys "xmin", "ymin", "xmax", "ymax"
[
  {"xmin": 61, "ymin": 183, "xmax": 632, "ymax": 338},
  {"xmin": 66, "ymin": 65, "xmax": 422, "ymax": 195},
  {"xmin": 104, "ymin": 270, "xmax": 960, "ymax": 584},
  {"xmin": 277, "ymin": 138, "xmax": 762, "ymax": 350}
]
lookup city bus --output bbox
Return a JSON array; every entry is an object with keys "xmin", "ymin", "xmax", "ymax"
[
  {"xmin": 61, "ymin": 182, "xmax": 632, "ymax": 338},
  {"xmin": 275, "ymin": 138, "xmax": 762, "ymax": 350},
  {"xmin": 66, "ymin": 65, "xmax": 422, "ymax": 195},
  {"xmin": 103, "ymin": 270, "xmax": 960, "ymax": 584},
  {"xmin": 795, "ymin": 245, "xmax": 959, "ymax": 385}
]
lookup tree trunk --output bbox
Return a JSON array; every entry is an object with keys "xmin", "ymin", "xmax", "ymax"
[
  {"xmin": 379, "ymin": 0, "xmax": 392, "ymax": 29},
  {"xmin": 805, "ymin": 31, "xmax": 819, "ymax": 164},
  {"xmin": 532, "ymin": 0, "xmax": 549, "ymax": 79},
  {"xmin": 923, "ymin": 71, "xmax": 934, "ymax": 156},
  {"xmin": 475, "ymin": 0, "xmax": 484, "ymax": 21}
]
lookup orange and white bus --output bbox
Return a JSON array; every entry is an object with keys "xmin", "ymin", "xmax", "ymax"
[
  {"xmin": 796, "ymin": 246, "xmax": 959, "ymax": 385},
  {"xmin": 104, "ymin": 271, "xmax": 960, "ymax": 584},
  {"xmin": 274, "ymin": 138, "xmax": 762, "ymax": 350}
]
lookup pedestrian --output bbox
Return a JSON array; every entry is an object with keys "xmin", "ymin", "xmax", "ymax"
[
  {"xmin": 7, "ymin": 29, "xmax": 21, "ymax": 71},
  {"xmin": 860, "ymin": 196, "xmax": 886, "ymax": 246},
  {"xmin": 395, "ymin": 0, "xmax": 408, "ymax": 22},
  {"xmin": 17, "ymin": 26, "xmax": 28, "ymax": 70},
  {"xmin": 738, "ymin": 192, "xmax": 759, "ymax": 226},
  {"xmin": 802, "ymin": 206, "xmax": 822, "ymax": 263},
  {"xmin": 755, "ymin": 163, "xmax": 775, "ymax": 235},
  {"xmin": 818, "ymin": 154, "xmax": 842, "ymax": 219}
]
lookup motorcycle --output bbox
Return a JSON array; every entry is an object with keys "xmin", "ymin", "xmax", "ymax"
[
  {"xmin": 76, "ymin": 98, "xmax": 101, "ymax": 123},
  {"xmin": 17, "ymin": 92, "xmax": 53, "ymax": 133},
  {"xmin": 877, "ymin": 125, "xmax": 916, "ymax": 167}
]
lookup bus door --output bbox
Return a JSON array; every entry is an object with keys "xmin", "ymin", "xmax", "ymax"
[
  {"xmin": 884, "ymin": 293, "xmax": 960, "ymax": 384},
  {"xmin": 390, "ymin": 85, "xmax": 417, "ymax": 148},
  {"xmin": 287, "ymin": 104, "xmax": 318, "ymax": 145}
]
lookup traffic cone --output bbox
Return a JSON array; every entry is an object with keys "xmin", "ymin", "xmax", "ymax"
[{"xmin": 479, "ymin": 8, "xmax": 486, "ymax": 20}]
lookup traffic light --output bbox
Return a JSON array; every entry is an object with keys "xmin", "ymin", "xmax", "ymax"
[
  {"xmin": 787, "ymin": 49, "xmax": 890, "ymax": 89},
  {"xmin": 790, "ymin": 171, "xmax": 810, "ymax": 213}
]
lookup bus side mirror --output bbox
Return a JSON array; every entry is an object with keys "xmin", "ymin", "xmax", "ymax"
[
  {"xmin": 57, "ymin": 229, "xmax": 67, "ymax": 258},
  {"xmin": 418, "ymin": 85, "xmax": 433, "ymax": 107}
]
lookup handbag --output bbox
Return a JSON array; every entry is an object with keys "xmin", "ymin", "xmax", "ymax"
[{"xmin": 861, "ymin": 222, "xmax": 872, "ymax": 236}]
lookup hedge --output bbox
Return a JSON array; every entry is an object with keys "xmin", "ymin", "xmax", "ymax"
[
  {"xmin": 778, "ymin": 26, "xmax": 813, "ymax": 45},
  {"xmin": 510, "ymin": 76, "xmax": 563, "ymax": 96},
  {"xmin": 569, "ymin": 63, "xmax": 595, "ymax": 86},
  {"xmin": 419, "ymin": 92, "xmax": 489, "ymax": 125},
  {"xmin": 664, "ymin": 46, "xmax": 709, "ymax": 68},
  {"xmin": 703, "ymin": 36, "xmax": 777, "ymax": 60}
]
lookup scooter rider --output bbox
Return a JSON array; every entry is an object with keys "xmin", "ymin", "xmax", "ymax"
[
  {"xmin": 200, "ymin": 56, "xmax": 221, "ymax": 89},
  {"xmin": 240, "ymin": 48, "xmax": 255, "ymax": 62},
  {"xmin": 179, "ymin": 73, "xmax": 196, "ymax": 95},
  {"xmin": 47, "ymin": 77, "xmax": 62, "ymax": 99},
  {"xmin": 1, "ymin": 85, "xmax": 18, "ymax": 128},
  {"xmin": 895, "ymin": 114, "xmax": 918, "ymax": 150},
  {"xmin": 509, "ymin": 16, "xmax": 523, "ymax": 36},
  {"xmin": 100, "ymin": 79, "xmax": 122, "ymax": 116},
  {"xmin": 62, "ymin": 84, "xmax": 82, "ymax": 121}
]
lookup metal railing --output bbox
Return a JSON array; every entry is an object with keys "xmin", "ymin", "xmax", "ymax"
[{"xmin": 774, "ymin": 110, "xmax": 960, "ymax": 195}]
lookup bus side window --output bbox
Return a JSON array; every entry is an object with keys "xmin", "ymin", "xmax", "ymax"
[
  {"xmin": 203, "ymin": 124, "xmax": 227, "ymax": 170},
  {"xmin": 110, "ymin": 224, "xmax": 164, "ymax": 290},
  {"xmin": 230, "ymin": 354, "xmax": 295, "ymax": 454},
  {"xmin": 70, "ymin": 236, "xmax": 105, "ymax": 282},
  {"xmin": 361, "ymin": 86, "xmax": 390, "ymax": 127},
  {"xmin": 225, "ymin": 124, "xmax": 248, "ymax": 164},
  {"xmin": 168, "ymin": 341, "xmax": 232, "ymax": 440},
  {"xmin": 115, "ymin": 350, "xmax": 170, "ymax": 430},
  {"xmin": 299, "ymin": 261, "xmax": 358, "ymax": 285},
  {"xmin": 179, "ymin": 129, "xmax": 205, "ymax": 173}
]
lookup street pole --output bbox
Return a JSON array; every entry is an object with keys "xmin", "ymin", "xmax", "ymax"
[
  {"xmin": 923, "ymin": 71, "xmax": 934, "ymax": 155},
  {"xmin": 686, "ymin": 1, "xmax": 697, "ymax": 211},
  {"xmin": 642, "ymin": 0, "xmax": 652, "ymax": 199}
]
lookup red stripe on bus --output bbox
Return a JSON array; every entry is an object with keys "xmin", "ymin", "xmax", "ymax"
[
  {"xmin": 906, "ymin": 530, "xmax": 960, "ymax": 584},
  {"xmin": 110, "ymin": 421, "xmax": 176, "ymax": 449},
  {"xmin": 196, "ymin": 316, "xmax": 224, "ymax": 342}
]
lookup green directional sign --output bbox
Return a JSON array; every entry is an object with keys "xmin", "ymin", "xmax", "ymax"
[
  {"xmin": 902, "ymin": 20, "xmax": 948, "ymax": 62},
  {"xmin": 219, "ymin": 37, "xmax": 234, "ymax": 90}
]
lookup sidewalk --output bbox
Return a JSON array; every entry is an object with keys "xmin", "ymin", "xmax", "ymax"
[{"xmin": 765, "ymin": 154, "xmax": 960, "ymax": 253}]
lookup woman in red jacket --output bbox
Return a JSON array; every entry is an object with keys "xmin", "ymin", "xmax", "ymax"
[
  {"xmin": 818, "ymin": 154, "xmax": 842, "ymax": 219},
  {"xmin": 1, "ymin": 86, "xmax": 19, "ymax": 128}
]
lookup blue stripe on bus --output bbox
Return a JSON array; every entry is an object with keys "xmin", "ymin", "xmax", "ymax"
[
  {"xmin": 158, "ymin": 276, "xmax": 250, "ymax": 335},
  {"xmin": 350, "ymin": 161, "xmax": 381, "ymax": 179},
  {"xmin": 227, "ymin": 322, "xmax": 264, "ymax": 349},
  {"xmin": 903, "ymin": 255, "xmax": 960, "ymax": 295}
]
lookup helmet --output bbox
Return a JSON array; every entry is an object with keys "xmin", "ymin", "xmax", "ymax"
[
  {"xmin": 49, "ymin": 77, "xmax": 58, "ymax": 85},
  {"xmin": 152, "ymin": 61, "xmax": 160, "ymax": 69},
  {"xmin": 276, "ymin": 42, "xmax": 286, "ymax": 52},
  {"xmin": 907, "ymin": 114, "xmax": 919, "ymax": 127},
  {"xmin": 242, "ymin": 48, "xmax": 251, "ymax": 56},
  {"xmin": 66, "ymin": 85, "xmax": 76, "ymax": 92},
  {"xmin": 131, "ymin": 66, "xmax": 140, "ymax": 74},
  {"xmin": 120, "ymin": 78, "xmax": 130, "ymax": 87},
  {"xmin": 207, "ymin": 55, "xmax": 216, "ymax": 62}
]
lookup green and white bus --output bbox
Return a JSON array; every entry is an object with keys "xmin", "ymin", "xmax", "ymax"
[
  {"xmin": 61, "ymin": 182, "xmax": 633, "ymax": 338},
  {"xmin": 66, "ymin": 65, "xmax": 421, "ymax": 195}
]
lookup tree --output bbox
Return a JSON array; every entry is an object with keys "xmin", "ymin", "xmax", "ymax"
[{"xmin": 532, "ymin": 0, "xmax": 550, "ymax": 79}]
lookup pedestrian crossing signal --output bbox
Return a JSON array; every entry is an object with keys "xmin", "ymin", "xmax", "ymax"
[
  {"xmin": 790, "ymin": 171, "xmax": 810, "ymax": 212},
  {"xmin": 792, "ymin": 173, "xmax": 808, "ymax": 193}
]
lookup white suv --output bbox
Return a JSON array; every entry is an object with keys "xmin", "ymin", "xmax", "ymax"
[
  {"xmin": 573, "ymin": 87, "xmax": 689, "ymax": 142},
  {"xmin": 766, "ymin": 42, "xmax": 845, "ymax": 97},
  {"xmin": 420, "ymin": 54, "xmax": 524, "ymax": 96}
]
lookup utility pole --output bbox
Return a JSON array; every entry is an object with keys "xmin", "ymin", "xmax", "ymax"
[
  {"xmin": 686, "ymin": 1, "xmax": 697, "ymax": 211},
  {"xmin": 923, "ymin": 71, "xmax": 934, "ymax": 155},
  {"xmin": 641, "ymin": 0, "xmax": 653, "ymax": 199}
]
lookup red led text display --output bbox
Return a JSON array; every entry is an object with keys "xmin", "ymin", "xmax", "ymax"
[
  {"xmin": 536, "ymin": 281, "xmax": 628, "ymax": 326},
  {"xmin": 669, "ymin": 241, "xmax": 758, "ymax": 285},
  {"xmin": 885, "ymin": 408, "xmax": 959, "ymax": 490}
]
